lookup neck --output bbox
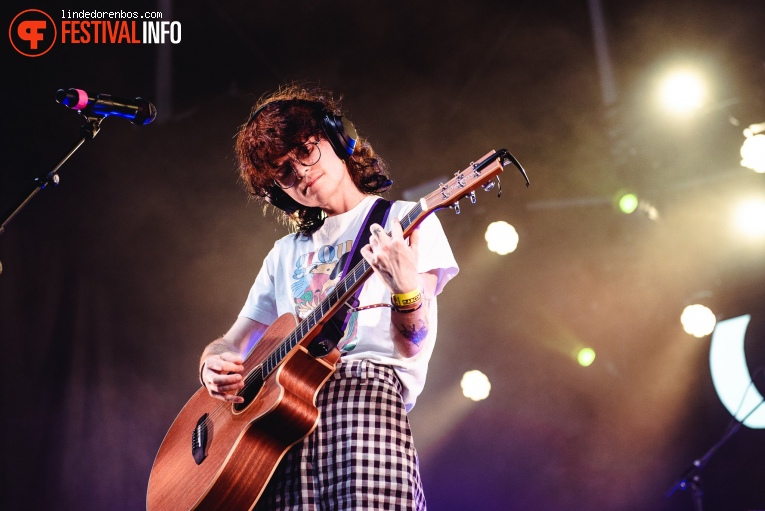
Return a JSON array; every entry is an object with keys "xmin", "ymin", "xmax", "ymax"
[{"xmin": 322, "ymin": 183, "xmax": 367, "ymax": 217}]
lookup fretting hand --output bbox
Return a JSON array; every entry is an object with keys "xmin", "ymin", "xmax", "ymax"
[{"xmin": 360, "ymin": 219, "xmax": 421, "ymax": 294}]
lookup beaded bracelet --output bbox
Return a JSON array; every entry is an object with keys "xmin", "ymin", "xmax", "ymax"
[{"xmin": 392, "ymin": 300, "xmax": 423, "ymax": 314}]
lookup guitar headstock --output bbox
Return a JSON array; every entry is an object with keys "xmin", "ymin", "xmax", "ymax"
[{"xmin": 421, "ymin": 149, "xmax": 529, "ymax": 213}]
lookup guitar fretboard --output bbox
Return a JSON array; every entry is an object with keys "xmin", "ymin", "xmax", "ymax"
[{"xmin": 261, "ymin": 201, "xmax": 425, "ymax": 377}]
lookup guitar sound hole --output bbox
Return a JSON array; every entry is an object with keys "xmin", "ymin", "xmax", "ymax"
[{"xmin": 233, "ymin": 368, "xmax": 265, "ymax": 412}]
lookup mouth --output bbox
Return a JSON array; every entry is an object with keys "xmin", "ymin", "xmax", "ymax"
[{"xmin": 303, "ymin": 174, "xmax": 321, "ymax": 189}]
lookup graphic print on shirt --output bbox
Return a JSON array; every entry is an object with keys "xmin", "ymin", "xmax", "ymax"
[{"xmin": 290, "ymin": 239, "xmax": 359, "ymax": 352}]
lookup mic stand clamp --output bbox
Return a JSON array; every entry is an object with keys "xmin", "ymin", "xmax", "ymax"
[
  {"xmin": 0, "ymin": 115, "xmax": 104, "ymax": 237},
  {"xmin": 667, "ymin": 459, "xmax": 707, "ymax": 511},
  {"xmin": 666, "ymin": 395, "xmax": 765, "ymax": 511}
]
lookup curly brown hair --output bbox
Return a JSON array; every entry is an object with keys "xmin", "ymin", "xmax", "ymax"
[{"xmin": 235, "ymin": 84, "xmax": 392, "ymax": 236}]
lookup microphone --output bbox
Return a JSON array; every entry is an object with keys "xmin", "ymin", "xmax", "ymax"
[{"xmin": 55, "ymin": 88, "xmax": 157, "ymax": 125}]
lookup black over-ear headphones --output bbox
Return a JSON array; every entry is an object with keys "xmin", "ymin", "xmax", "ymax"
[
  {"xmin": 321, "ymin": 113, "xmax": 358, "ymax": 160},
  {"xmin": 246, "ymin": 100, "xmax": 359, "ymax": 213}
]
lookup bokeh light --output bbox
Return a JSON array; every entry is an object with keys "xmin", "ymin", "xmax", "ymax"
[
  {"xmin": 740, "ymin": 133, "xmax": 765, "ymax": 173},
  {"xmin": 733, "ymin": 198, "xmax": 765, "ymax": 238},
  {"xmin": 460, "ymin": 370, "xmax": 491, "ymax": 401},
  {"xmin": 618, "ymin": 193, "xmax": 639, "ymax": 214},
  {"xmin": 577, "ymin": 348, "xmax": 596, "ymax": 367},
  {"xmin": 681, "ymin": 304, "xmax": 717, "ymax": 338},
  {"xmin": 485, "ymin": 221, "xmax": 519, "ymax": 255},
  {"xmin": 659, "ymin": 70, "xmax": 706, "ymax": 114}
]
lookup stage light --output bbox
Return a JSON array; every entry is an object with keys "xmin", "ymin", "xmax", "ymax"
[
  {"xmin": 460, "ymin": 370, "xmax": 491, "ymax": 401},
  {"xmin": 614, "ymin": 191, "xmax": 660, "ymax": 220},
  {"xmin": 741, "ymin": 122, "xmax": 765, "ymax": 173},
  {"xmin": 710, "ymin": 315, "xmax": 765, "ymax": 428},
  {"xmin": 617, "ymin": 192, "xmax": 639, "ymax": 214},
  {"xmin": 733, "ymin": 198, "xmax": 765, "ymax": 238},
  {"xmin": 680, "ymin": 304, "xmax": 717, "ymax": 338},
  {"xmin": 485, "ymin": 221, "xmax": 519, "ymax": 255},
  {"xmin": 659, "ymin": 70, "xmax": 706, "ymax": 115},
  {"xmin": 577, "ymin": 348, "xmax": 596, "ymax": 367}
]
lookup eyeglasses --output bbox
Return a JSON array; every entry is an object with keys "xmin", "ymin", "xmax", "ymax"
[{"xmin": 273, "ymin": 139, "xmax": 322, "ymax": 189}]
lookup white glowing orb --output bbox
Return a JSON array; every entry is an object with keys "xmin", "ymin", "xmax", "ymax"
[
  {"xmin": 577, "ymin": 348, "xmax": 596, "ymax": 367},
  {"xmin": 461, "ymin": 370, "xmax": 491, "ymax": 401},
  {"xmin": 710, "ymin": 315, "xmax": 765, "ymax": 428},
  {"xmin": 659, "ymin": 71, "xmax": 706, "ymax": 114},
  {"xmin": 485, "ymin": 221, "xmax": 519, "ymax": 255},
  {"xmin": 681, "ymin": 304, "xmax": 716, "ymax": 338},
  {"xmin": 740, "ymin": 133, "xmax": 765, "ymax": 173},
  {"xmin": 734, "ymin": 198, "xmax": 765, "ymax": 238}
]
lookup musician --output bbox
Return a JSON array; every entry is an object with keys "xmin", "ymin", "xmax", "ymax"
[{"xmin": 199, "ymin": 84, "xmax": 458, "ymax": 509}]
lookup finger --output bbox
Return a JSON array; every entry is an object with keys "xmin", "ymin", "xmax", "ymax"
[
  {"xmin": 408, "ymin": 224, "xmax": 421, "ymax": 258},
  {"xmin": 369, "ymin": 223, "xmax": 386, "ymax": 237},
  {"xmin": 212, "ymin": 379, "xmax": 245, "ymax": 393},
  {"xmin": 369, "ymin": 224, "xmax": 390, "ymax": 247},
  {"xmin": 219, "ymin": 352, "xmax": 243, "ymax": 364},
  {"xmin": 389, "ymin": 218, "xmax": 404, "ymax": 240},
  {"xmin": 360, "ymin": 244, "xmax": 378, "ymax": 266},
  {"xmin": 210, "ymin": 373, "xmax": 243, "ymax": 386},
  {"xmin": 206, "ymin": 357, "xmax": 244, "ymax": 374},
  {"xmin": 206, "ymin": 374, "xmax": 244, "ymax": 394},
  {"xmin": 210, "ymin": 390, "xmax": 244, "ymax": 404}
]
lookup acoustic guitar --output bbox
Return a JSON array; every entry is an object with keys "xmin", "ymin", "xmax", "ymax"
[{"xmin": 146, "ymin": 149, "xmax": 527, "ymax": 511}]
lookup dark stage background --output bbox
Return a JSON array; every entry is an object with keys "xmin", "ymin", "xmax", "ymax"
[{"xmin": 2, "ymin": 1, "xmax": 764, "ymax": 510}]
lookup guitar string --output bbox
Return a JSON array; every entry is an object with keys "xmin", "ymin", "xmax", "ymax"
[
  {"xmin": 196, "ymin": 165, "xmax": 485, "ymax": 430},
  {"xmin": 195, "ymin": 203, "xmax": 423, "ymax": 431},
  {"xmin": 197, "ymin": 249, "xmax": 382, "ymax": 429},
  {"xmin": 196, "ymin": 172, "xmax": 479, "ymax": 431},
  {"xmin": 197, "ymin": 208, "xmax": 406, "ymax": 429},
  {"xmin": 198, "ymin": 160, "xmax": 500, "ymax": 436}
]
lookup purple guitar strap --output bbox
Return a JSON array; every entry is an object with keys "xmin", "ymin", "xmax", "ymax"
[{"xmin": 308, "ymin": 198, "xmax": 393, "ymax": 357}]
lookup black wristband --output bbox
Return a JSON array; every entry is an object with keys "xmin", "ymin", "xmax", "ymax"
[{"xmin": 392, "ymin": 300, "xmax": 423, "ymax": 314}]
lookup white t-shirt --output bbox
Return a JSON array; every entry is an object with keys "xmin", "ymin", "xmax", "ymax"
[{"xmin": 239, "ymin": 195, "xmax": 459, "ymax": 410}]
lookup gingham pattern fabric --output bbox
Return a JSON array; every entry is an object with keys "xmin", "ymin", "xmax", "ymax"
[{"xmin": 254, "ymin": 359, "xmax": 427, "ymax": 510}]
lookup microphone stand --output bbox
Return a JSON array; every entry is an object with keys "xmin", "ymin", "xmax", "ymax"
[
  {"xmin": 0, "ymin": 115, "xmax": 103, "ymax": 240},
  {"xmin": 665, "ymin": 398, "xmax": 764, "ymax": 510}
]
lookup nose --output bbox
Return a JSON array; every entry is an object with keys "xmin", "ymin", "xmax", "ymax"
[{"xmin": 292, "ymin": 161, "xmax": 311, "ymax": 180}]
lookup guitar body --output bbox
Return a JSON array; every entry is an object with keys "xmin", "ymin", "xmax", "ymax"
[
  {"xmin": 146, "ymin": 313, "xmax": 340, "ymax": 511},
  {"xmin": 146, "ymin": 149, "xmax": 525, "ymax": 511}
]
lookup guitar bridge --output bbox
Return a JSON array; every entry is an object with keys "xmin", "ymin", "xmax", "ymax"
[{"xmin": 191, "ymin": 413, "xmax": 208, "ymax": 465}]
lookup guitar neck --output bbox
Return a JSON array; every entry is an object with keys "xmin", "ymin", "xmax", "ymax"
[{"xmin": 260, "ymin": 201, "xmax": 428, "ymax": 376}]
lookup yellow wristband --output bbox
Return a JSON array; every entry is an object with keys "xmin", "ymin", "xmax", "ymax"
[{"xmin": 391, "ymin": 288, "xmax": 422, "ymax": 307}]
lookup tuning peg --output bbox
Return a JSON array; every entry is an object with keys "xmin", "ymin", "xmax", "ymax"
[
  {"xmin": 481, "ymin": 176, "xmax": 502, "ymax": 198},
  {"xmin": 469, "ymin": 191, "xmax": 477, "ymax": 204},
  {"xmin": 439, "ymin": 182, "xmax": 451, "ymax": 199},
  {"xmin": 451, "ymin": 201, "xmax": 461, "ymax": 214}
]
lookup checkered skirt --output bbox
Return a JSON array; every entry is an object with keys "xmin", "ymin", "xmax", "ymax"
[{"xmin": 254, "ymin": 359, "xmax": 427, "ymax": 510}]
